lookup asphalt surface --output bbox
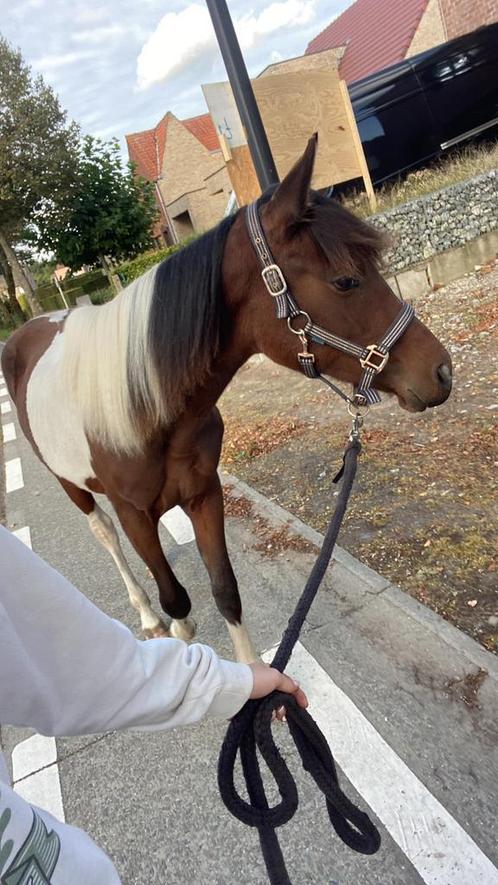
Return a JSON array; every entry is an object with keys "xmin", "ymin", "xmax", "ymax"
[{"xmin": 1, "ymin": 347, "xmax": 497, "ymax": 885}]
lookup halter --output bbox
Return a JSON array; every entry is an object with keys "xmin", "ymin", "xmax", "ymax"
[{"xmin": 246, "ymin": 199, "xmax": 415, "ymax": 408}]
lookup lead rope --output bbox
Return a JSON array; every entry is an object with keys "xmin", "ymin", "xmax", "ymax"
[{"xmin": 218, "ymin": 419, "xmax": 381, "ymax": 884}]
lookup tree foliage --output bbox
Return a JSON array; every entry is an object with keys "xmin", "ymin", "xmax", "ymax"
[
  {"xmin": 29, "ymin": 258, "xmax": 58, "ymax": 287},
  {"xmin": 0, "ymin": 36, "xmax": 79, "ymax": 233},
  {"xmin": 0, "ymin": 36, "xmax": 79, "ymax": 311},
  {"xmin": 35, "ymin": 137, "xmax": 158, "ymax": 270}
]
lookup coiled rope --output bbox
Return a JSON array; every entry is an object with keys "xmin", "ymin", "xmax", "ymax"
[{"xmin": 218, "ymin": 437, "xmax": 381, "ymax": 884}]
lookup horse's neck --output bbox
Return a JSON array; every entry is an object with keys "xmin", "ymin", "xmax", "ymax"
[{"xmin": 186, "ymin": 344, "xmax": 255, "ymax": 419}]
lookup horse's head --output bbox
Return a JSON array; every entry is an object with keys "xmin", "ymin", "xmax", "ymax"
[{"xmin": 239, "ymin": 135, "xmax": 451, "ymax": 412}]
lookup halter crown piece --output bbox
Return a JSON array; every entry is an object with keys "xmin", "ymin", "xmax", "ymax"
[{"xmin": 246, "ymin": 199, "xmax": 415, "ymax": 407}]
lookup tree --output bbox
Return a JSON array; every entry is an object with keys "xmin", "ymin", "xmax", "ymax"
[
  {"xmin": 35, "ymin": 136, "xmax": 158, "ymax": 275},
  {"xmin": 29, "ymin": 257, "xmax": 58, "ymax": 288},
  {"xmin": 0, "ymin": 241, "xmax": 25, "ymax": 326},
  {"xmin": 0, "ymin": 36, "xmax": 79, "ymax": 314}
]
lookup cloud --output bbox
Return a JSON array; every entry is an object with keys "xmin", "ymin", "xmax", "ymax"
[
  {"xmin": 136, "ymin": 5, "xmax": 213, "ymax": 90},
  {"xmin": 136, "ymin": 0, "xmax": 316, "ymax": 90},
  {"xmin": 73, "ymin": 7, "xmax": 108, "ymax": 25},
  {"xmin": 72, "ymin": 25, "xmax": 128, "ymax": 45},
  {"xmin": 236, "ymin": 0, "xmax": 316, "ymax": 48},
  {"xmin": 34, "ymin": 50, "xmax": 99, "ymax": 72}
]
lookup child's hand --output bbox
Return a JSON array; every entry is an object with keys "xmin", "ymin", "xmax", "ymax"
[{"xmin": 248, "ymin": 661, "xmax": 308, "ymax": 715}]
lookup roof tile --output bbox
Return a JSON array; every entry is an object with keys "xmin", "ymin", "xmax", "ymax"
[
  {"xmin": 183, "ymin": 113, "xmax": 220, "ymax": 152},
  {"xmin": 306, "ymin": 0, "xmax": 429, "ymax": 83}
]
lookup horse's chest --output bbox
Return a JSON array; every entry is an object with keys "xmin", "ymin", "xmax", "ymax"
[{"xmin": 26, "ymin": 332, "xmax": 96, "ymax": 490}]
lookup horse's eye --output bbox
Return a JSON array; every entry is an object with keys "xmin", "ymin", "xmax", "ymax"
[{"xmin": 333, "ymin": 277, "xmax": 360, "ymax": 292}]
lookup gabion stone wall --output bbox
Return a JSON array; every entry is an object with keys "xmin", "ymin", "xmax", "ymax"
[{"xmin": 369, "ymin": 170, "xmax": 497, "ymax": 273}]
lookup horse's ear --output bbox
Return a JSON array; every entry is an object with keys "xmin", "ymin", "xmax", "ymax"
[{"xmin": 266, "ymin": 134, "xmax": 317, "ymax": 227}]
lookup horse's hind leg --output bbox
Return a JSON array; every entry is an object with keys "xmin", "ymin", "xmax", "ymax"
[
  {"xmin": 184, "ymin": 475, "xmax": 257, "ymax": 663},
  {"xmin": 57, "ymin": 479, "xmax": 166, "ymax": 638}
]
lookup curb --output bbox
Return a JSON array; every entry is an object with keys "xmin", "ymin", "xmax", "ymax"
[{"xmin": 220, "ymin": 469, "xmax": 498, "ymax": 683}]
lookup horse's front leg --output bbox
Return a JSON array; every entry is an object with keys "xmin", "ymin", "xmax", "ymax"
[{"xmin": 184, "ymin": 475, "xmax": 258, "ymax": 663}]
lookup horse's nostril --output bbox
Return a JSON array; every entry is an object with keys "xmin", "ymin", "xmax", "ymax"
[{"xmin": 436, "ymin": 363, "xmax": 452, "ymax": 387}]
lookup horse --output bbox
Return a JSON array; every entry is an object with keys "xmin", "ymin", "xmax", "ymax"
[{"xmin": 2, "ymin": 136, "xmax": 452, "ymax": 663}]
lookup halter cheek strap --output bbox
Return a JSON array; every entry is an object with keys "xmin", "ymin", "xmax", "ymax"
[{"xmin": 246, "ymin": 199, "xmax": 415, "ymax": 407}]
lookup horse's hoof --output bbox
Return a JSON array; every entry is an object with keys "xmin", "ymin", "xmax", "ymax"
[
  {"xmin": 170, "ymin": 617, "xmax": 196, "ymax": 641},
  {"xmin": 143, "ymin": 620, "xmax": 169, "ymax": 640}
]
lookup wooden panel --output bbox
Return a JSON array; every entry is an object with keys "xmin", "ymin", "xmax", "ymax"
[
  {"xmin": 202, "ymin": 63, "xmax": 375, "ymax": 210},
  {"xmin": 253, "ymin": 70, "xmax": 363, "ymax": 189},
  {"xmin": 339, "ymin": 79, "xmax": 376, "ymax": 211},
  {"xmin": 225, "ymin": 145, "xmax": 261, "ymax": 207}
]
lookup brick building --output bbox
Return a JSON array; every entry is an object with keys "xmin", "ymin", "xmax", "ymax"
[
  {"xmin": 126, "ymin": 112, "xmax": 231, "ymax": 244},
  {"xmin": 306, "ymin": 0, "xmax": 496, "ymax": 82}
]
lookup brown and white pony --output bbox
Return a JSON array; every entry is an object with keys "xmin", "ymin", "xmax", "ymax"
[{"xmin": 2, "ymin": 138, "xmax": 452, "ymax": 662}]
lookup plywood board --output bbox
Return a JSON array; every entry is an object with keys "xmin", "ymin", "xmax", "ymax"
[
  {"xmin": 252, "ymin": 69, "xmax": 363, "ymax": 189},
  {"xmin": 225, "ymin": 145, "xmax": 261, "ymax": 206},
  {"xmin": 202, "ymin": 63, "xmax": 375, "ymax": 210}
]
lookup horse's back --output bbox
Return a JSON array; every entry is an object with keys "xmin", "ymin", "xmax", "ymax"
[{"xmin": 1, "ymin": 313, "xmax": 68, "ymax": 403}]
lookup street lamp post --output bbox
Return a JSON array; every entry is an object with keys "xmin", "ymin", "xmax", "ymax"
[{"xmin": 205, "ymin": 0, "xmax": 279, "ymax": 191}]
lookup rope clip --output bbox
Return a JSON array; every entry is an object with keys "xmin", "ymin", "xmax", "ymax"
[{"xmin": 349, "ymin": 413, "xmax": 364, "ymax": 441}]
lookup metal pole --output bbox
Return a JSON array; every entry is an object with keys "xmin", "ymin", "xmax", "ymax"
[{"xmin": 206, "ymin": 0, "xmax": 279, "ymax": 190}]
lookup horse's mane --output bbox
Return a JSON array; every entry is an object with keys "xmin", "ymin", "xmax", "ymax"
[
  {"xmin": 146, "ymin": 214, "xmax": 237, "ymax": 425},
  {"xmin": 60, "ymin": 214, "xmax": 237, "ymax": 455},
  {"xmin": 60, "ymin": 191, "xmax": 386, "ymax": 455},
  {"xmin": 303, "ymin": 193, "xmax": 388, "ymax": 275}
]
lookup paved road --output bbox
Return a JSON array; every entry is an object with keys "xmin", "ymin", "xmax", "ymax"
[{"xmin": 1, "ymin": 354, "xmax": 498, "ymax": 885}]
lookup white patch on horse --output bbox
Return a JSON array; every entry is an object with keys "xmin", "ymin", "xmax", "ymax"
[
  {"xmin": 26, "ymin": 331, "xmax": 96, "ymax": 489},
  {"xmin": 87, "ymin": 503, "xmax": 165, "ymax": 634},
  {"xmin": 48, "ymin": 310, "xmax": 70, "ymax": 324},
  {"xmin": 58, "ymin": 266, "xmax": 169, "ymax": 455},
  {"xmin": 226, "ymin": 620, "xmax": 258, "ymax": 663}
]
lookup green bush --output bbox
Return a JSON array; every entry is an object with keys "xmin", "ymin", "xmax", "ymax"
[
  {"xmin": 116, "ymin": 243, "xmax": 184, "ymax": 285},
  {"xmin": 0, "ymin": 325, "xmax": 15, "ymax": 341},
  {"xmin": 62, "ymin": 269, "xmax": 107, "ymax": 295},
  {"xmin": 37, "ymin": 290, "xmax": 62, "ymax": 312},
  {"xmin": 90, "ymin": 286, "xmax": 114, "ymax": 305}
]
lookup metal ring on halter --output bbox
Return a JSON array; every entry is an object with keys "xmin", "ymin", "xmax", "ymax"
[
  {"xmin": 347, "ymin": 401, "xmax": 370, "ymax": 419},
  {"xmin": 287, "ymin": 311, "xmax": 312, "ymax": 336}
]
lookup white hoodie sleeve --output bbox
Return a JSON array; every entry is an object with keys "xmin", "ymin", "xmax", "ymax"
[{"xmin": 0, "ymin": 526, "xmax": 253, "ymax": 736}]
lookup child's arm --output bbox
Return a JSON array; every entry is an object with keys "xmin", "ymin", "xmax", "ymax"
[{"xmin": 0, "ymin": 526, "xmax": 253, "ymax": 735}]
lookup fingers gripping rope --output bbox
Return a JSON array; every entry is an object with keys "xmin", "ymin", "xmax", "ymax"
[{"xmin": 218, "ymin": 440, "xmax": 381, "ymax": 884}]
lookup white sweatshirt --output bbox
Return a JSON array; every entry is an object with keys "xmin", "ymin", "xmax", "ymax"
[{"xmin": 0, "ymin": 525, "xmax": 253, "ymax": 883}]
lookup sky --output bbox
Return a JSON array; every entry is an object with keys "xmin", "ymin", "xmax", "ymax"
[{"xmin": 1, "ymin": 0, "xmax": 344, "ymax": 157}]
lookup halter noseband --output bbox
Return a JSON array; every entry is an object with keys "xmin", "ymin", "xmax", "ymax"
[{"xmin": 246, "ymin": 199, "xmax": 415, "ymax": 408}]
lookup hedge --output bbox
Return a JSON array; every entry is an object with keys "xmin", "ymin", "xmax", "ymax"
[
  {"xmin": 115, "ymin": 243, "xmax": 184, "ymax": 285},
  {"xmin": 35, "ymin": 268, "xmax": 109, "ymax": 310}
]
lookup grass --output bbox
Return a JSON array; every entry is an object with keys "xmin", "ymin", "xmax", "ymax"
[{"xmin": 343, "ymin": 140, "xmax": 498, "ymax": 218}]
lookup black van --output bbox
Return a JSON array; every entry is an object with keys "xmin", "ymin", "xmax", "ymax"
[{"xmin": 348, "ymin": 23, "xmax": 498, "ymax": 185}]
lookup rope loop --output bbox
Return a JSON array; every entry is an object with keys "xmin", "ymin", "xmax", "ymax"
[{"xmin": 218, "ymin": 438, "xmax": 381, "ymax": 883}]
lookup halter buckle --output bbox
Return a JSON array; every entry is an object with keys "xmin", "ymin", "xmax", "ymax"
[
  {"xmin": 261, "ymin": 264, "xmax": 287, "ymax": 297},
  {"xmin": 360, "ymin": 345, "xmax": 389, "ymax": 373}
]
